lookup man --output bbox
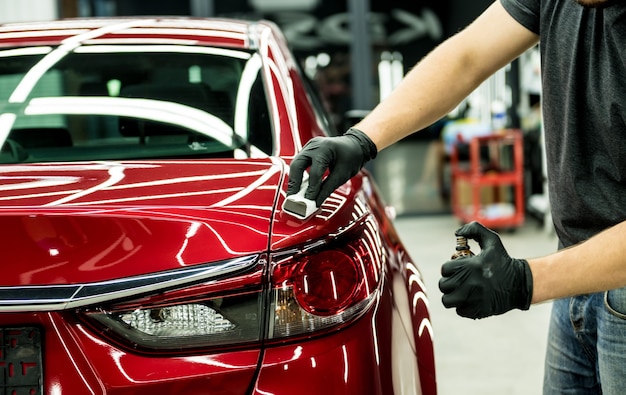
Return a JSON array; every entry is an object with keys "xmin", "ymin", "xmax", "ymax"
[{"xmin": 287, "ymin": 0, "xmax": 626, "ymax": 393}]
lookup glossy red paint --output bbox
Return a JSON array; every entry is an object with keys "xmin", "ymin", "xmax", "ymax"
[
  {"xmin": 0, "ymin": 312, "xmax": 260, "ymax": 394},
  {"xmin": 0, "ymin": 17, "xmax": 437, "ymax": 395},
  {"xmin": 253, "ymin": 307, "xmax": 395, "ymax": 394},
  {"xmin": 0, "ymin": 160, "xmax": 281, "ymax": 284}
]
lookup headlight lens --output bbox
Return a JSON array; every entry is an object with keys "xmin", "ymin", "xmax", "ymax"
[
  {"xmin": 84, "ymin": 291, "xmax": 262, "ymax": 352},
  {"xmin": 118, "ymin": 304, "xmax": 236, "ymax": 336}
]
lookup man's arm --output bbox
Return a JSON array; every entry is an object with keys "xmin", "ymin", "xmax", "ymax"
[
  {"xmin": 288, "ymin": 0, "xmax": 539, "ymax": 206},
  {"xmin": 529, "ymin": 220, "xmax": 626, "ymax": 304},
  {"xmin": 356, "ymin": 0, "xmax": 539, "ymax": 150},
  {"xmin": 439, "ymin": 220, "xmax": 626, "ymax": 319}
]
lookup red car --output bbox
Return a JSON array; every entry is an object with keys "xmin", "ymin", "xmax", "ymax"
[{"xmin": 0, "ymin": 17, "xmax": 436, "ymax": 394}]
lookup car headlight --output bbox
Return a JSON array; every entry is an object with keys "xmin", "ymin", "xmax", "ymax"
[
  {"xmin": 79, "ymin": 216, "xmax": 384, "ymax": 353},
  {"xmin": 82, "ymin": 286, "xmax": 263, "ymax": 352},
  {"xmin": 268, "ymin": 216, "xmax": 384, "ymax": 340}
]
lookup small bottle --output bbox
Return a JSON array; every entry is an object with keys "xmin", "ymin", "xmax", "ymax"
[
  {"xmin": 491, "ymin": 100, "xmax": 507, "ymax": 131},
  {"xmin": 451, "ymin": 235, "xmax": 475, "ymax": 259}
]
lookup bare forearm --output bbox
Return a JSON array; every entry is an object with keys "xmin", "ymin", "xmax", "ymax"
[
  {"xmin": 354, "ymin": 1, "xmax": 538, "ymax": 150},
  {"xmin": 529, "ymin": 221, "xmax": 626, "ymax": 304}
]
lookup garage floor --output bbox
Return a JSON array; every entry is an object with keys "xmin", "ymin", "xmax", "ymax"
[{"xmin": 393, "ymin": 214, "xmax": 557, "ymax": 395}]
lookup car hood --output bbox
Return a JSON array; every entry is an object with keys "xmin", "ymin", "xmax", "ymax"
[{"xmin": 0, "ymin": 160, "xmax": 283, "ymax": 286}]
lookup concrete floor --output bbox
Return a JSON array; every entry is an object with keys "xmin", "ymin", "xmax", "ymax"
[{"xmin": 393, "ymin": 214, "xmax": 558, "ymax": 395}]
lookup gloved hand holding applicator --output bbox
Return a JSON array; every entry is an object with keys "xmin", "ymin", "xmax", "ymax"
[
  {"xmin": 438, "ymin": 221, "xmax": 534, "ymax": 319},
  {"xmin": 284, "ymin": 128, "xmax": 377, "ymax": 219}
]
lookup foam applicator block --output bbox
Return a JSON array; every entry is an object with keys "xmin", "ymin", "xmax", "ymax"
[{"xmin": 282, "ymin": 176, "xmax": 319, "ymax": 220}]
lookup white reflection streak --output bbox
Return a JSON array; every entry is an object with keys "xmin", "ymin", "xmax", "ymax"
[
  {"xmin": 209, "ymin": 206, "xmax": 273, "ymax": 221},
  {"xmin": 0, "ymin": 176, "xmax": 79, "ymax": 191},
  {"xmin": 0, "ymin": 163, "xmax": 154, "ymax": 202},
  {"xmin": 211, "ymin": 165, "xmax": 279, "ymax": 208},
  {"xmin": 0, "ymin": 46, "xmax": 52, "ymax": 57},
  {"xmin": 139, "ymin": 208, "xmax": 270, "ymax": 236},
  {"xmin": 0, "ymin": 189, "xmax": 81, "ymax": 202},
  {"xmin": 0, "ymin": 163, "xmax": 155, "ymax": 173},
  {"xmin": 412, "ymin": 292, "xmax": 430, "ymax": 315},
  {"xmin": 105, "ymin": 170, "xmax": 266, "ymax": 191},
  {"xmin": 272, "ymin": 225, "xmax": 316, "ymax": 245},
  {"xmin": 44, "ymin": 165, "xmax": 125, "ymax": 206},
  {"xmin": 176, "ymin": 222, "xmax": 201, "ymax": 265},
  {"xmin": 25, "ymin": 97, "xmax": 235, "ymax": 147},
  {"xmin": 418, "ymin": 318, "xmax": 434, "ymax": 339},
  {"xmin": 66, "ymin": 187, "xmax": 241, "ymax": 206},
  {"xmin": 356, "ymin": 255, "xmax": 370, "ymax": 294},
  {"xmin": 266, "ymin": 59, "xmax": 295, "ymax": 137},
  {"xmin": 342, "ymin": 344, "xmax": 349, "ymax": 383},
  {"xmin": 330, "ymin": 271, "xmax": 338, "ymax": 300},
  {"xmin": 0, "ymin": 113, "xmax": 17, "ymax": 144},
  {"xmin": 315, "ymin": 193, "xmax": 347, "ymax": 222},
  {"xmin": 56, "ymin": 169, "xmax": 272, "ymax": 205},
  {"xmin": 406, "ymin": 262, "xmax": 427, "ymax": 292},
  {"xmin": 50, "ymin": 384, "xmax": 62, "ymax": 395},
  {"xmin": 111, "ymin": 351, "xmax": 139, "ymax": 384},
  {"xmin": 268, "ymin": 38, "xmax": 297, "ymax": 132},
  {"xmin": 47, "ymin": 313, "xmax": 98, "ymax": 394},
  {"xmin": 256, "ymin": 28, "xmax": 282, "ymax": 155},
  {"xmin": 235, "ymin": 53, "xmax": 262, "ymax": 143},
  {"xmin": 96, "ymin": 28, "xmax": 246, "ymax": 42},
  {"xmin": 74, "ymin": 44, "xmax": 251, "ymax": 59},
  {"xmin": 363, "ymin": 223, "xmax": 381, "ymax": 283},
  {"xmin": 200, "ymin": 221, "xmax": 250, "ymax": 255},
  {"xmin": 176, "ymin": 239, "xmax": 189, "ymax": 266},
  {"xmin": 0, "ymin": 29, "xmax": 87, "ymax": 40},
  {"xmin": 293, "ymin": 345, "xmax": 303, "ymax": 359},
  {"xmin": 9, "ymin": 20, "xmax": 155, "ymax": 103},
  {"xmin": 185, "ymin": 356, "xmax": 245, "ymax": 369},
  {"xmin": 9, "ymin": 49, "xmax": 65, "ymax": 101},
  {"xmin": 85, "ymin": 38, "xmax": 197, "ymax": 45},
  {"xmin": 371, "ymin": 292, "xmax": 381, "ymax": 366}
]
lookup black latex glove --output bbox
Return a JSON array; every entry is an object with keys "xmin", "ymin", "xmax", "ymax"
[
  {"xmin": 438, "ymin": 221, "xmax": 533, "ymax": 319},
  {"xmin": 287, "ymin": 128, "xmax": 377, "ymax": 207}
]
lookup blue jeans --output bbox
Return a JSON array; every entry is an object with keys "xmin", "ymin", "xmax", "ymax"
[{"xmin": 543, "ymin": 287, "xmax": 626, "ymax": 394}]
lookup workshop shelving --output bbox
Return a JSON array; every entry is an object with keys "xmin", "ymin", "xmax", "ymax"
[{"xmin": 450, "ymin": 129, "xmax": 525, "ymax": 229}]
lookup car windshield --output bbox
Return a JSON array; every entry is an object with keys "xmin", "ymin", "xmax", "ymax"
[{"xmin": 0, "ymin": 45, "xmax": 273, "ymax": 163}]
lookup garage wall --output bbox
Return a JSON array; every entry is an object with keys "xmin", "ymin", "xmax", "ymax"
[{"xmin": 0, "ymin": 0, "xmax": 58, "ymax": 23}]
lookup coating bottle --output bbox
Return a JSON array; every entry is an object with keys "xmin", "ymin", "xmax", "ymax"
[{"xmin": 451, "ymin": 235, "xmax": 475, "ymax": 259}]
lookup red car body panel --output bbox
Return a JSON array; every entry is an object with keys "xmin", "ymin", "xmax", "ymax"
[
  {"xmin": 0, "ymin": 160, "xmax": 281, "ymax": 285},
  {"xmin": 1, "ymin": 312, "xmax": 260, "ymax": 394},
  {"xmin": 0, "ymin": 17, "xmax": 436, "ymax": 395}
]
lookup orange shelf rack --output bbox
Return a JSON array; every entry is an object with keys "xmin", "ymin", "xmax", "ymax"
[{"xmin": 450, "ymin": 129, "xmax": 525, "ymax": 229}]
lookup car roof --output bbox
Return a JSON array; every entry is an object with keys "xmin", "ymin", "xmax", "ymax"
[{"xmin": 0, "ymin": 17, "xmax": 275, "ymax": 50}]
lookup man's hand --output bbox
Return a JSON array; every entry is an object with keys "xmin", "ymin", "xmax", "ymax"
[
  {"xmin": 287, "ymin": 128, "xmax": 377, "ymax": 207},
  {"xmin": 438, "ymin": 221, "xmax": 533, "ymax": 319}
]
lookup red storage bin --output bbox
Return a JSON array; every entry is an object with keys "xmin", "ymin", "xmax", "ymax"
[{"xmin": 450, "ymin": 129, "xmax": 525, "ymax": 229}]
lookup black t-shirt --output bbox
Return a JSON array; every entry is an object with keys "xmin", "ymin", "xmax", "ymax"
[{"xmin": 501, "ymin": 0, "xmax": 626, "ymax": 248}]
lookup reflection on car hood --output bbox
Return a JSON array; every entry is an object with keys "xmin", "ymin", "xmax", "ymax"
[{"xmin": 0, "ymin": 159, "xmax": 282, "ymax": 286}]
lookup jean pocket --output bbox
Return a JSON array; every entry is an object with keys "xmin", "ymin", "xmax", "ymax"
[{"xmin": 604, "ymin": 287, "xmax": 626, "ymax": 320}]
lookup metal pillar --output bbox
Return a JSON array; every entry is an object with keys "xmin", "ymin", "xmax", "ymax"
[{"xmin": 348, "ymin": 0, "xmax": 373, "ymax": 112}]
